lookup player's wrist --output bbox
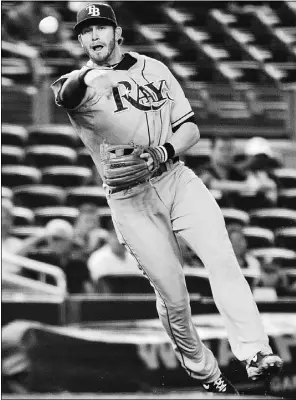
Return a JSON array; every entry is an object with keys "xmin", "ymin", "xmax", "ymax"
[
  {"xmin": 163, "ymin": 142, "xmax": 176, "ymax": 160},
  {"xmin": 156, "ymin": 146, "xmax": 168, "ymax": 163}
]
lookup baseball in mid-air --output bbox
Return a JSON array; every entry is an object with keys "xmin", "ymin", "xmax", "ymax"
[{"xmin": 39, "ymin": 16, "xmax": 59, "ymax": 34}]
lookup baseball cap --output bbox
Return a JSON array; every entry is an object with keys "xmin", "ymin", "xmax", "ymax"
[
  {"xmin": 74, "ymin": 3, "xmax": 117, "ymax": 34},
  {"xmin": 245, "ymin": 137, "xmax": 273, "ymax": 157},
  {"xmin": 45, "ymin": 219, "xmax": 74, "ymax": 240}
]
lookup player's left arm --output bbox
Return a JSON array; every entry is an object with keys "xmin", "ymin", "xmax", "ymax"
[
  {"xmin": 167, "ymin": 119, "xmax": 200, "ymax": 156},
  {"xmin": 141, "ymin": 68, "xmax": 199, "ymax": 170},
  {"xmin": 167, "ymin": 69, "xmax": 200, "ymax": 155}
]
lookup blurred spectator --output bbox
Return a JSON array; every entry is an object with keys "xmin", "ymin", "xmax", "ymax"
[
  {"xmin": 2, "ymin": 199, "xmax": 24, "ymax": 274},
  {"xmin": 2, "ymin": 199, "xmax": 23, "ymax": 256},
  {"xmin": 87, "ymin": 228, "xmax": 140, "ymax": 292},
  {"xmin": 88, "ymin": 228, "xmax": 110, "ymax": 254},
  {"xmin": 238, "ymin": 137, "xmax": 279, "ymax": 207},
  {"xmin": 227, "ymin": 224, "xmax": 261, "ymax": 274},
  {"xmin": 198, "ymin": 136, "xmax": 261, "ymax": 207},
  {"xmin": 29, "ymin": 219, "xmax": 94, "ymax": 294},
  {"xmin": 1, "ymin": 199, "xmax": 44, "ymax": 262},
  {"xmin": 255, "ymin": 258, "xmax": 296, "ymax": 297},
  {"xmin": 73, "ymin": 203, "xmax": 102, "ymax": 258}
]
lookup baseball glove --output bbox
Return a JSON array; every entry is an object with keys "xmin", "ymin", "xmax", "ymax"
[{"xmin": 100, "ymin": 143, "xmax": 152, "ymax": 192}]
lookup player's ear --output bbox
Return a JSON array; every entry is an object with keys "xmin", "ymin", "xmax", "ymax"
[
  {"xmin": 78, "ymin": 35, "xmax": 84, "ymax": 47},
  {"xmin": 115, "ymin": 26, "xmax": 122, "ymax": 43}
]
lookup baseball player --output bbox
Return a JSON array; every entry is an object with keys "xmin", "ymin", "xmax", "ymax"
[{"xmin": 51, "ymin": 3, "xmax": 283, "ymax": 394}]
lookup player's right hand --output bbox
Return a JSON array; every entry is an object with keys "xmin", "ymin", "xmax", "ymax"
[
  {"xmin": 84, "ymin": 70, "xmax": 118, "ymax": 93},
  {"xmin": 140, "ymin": 152, "xmax": 154, "ymax": 171}
]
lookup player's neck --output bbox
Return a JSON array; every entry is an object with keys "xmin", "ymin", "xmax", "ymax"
[{"xmin": 91, "ymin": 48, "xmax": 123, "ymax": 69}]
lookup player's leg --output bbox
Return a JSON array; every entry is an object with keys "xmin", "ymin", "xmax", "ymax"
[
  {"xmin": 168, "ymin": 165, "xmax": 282, "ymax": 373},
  {"xmin": 106, "ymin": 182, "xmax": 220, "ymax": 383}
]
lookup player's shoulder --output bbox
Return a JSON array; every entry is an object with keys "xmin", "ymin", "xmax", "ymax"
[{"xmin": 129, "ymin": 51, "xmax": 171, "ymax": 74}]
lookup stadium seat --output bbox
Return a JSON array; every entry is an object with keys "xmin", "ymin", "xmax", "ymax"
[
  {"xmin": 2, "ymin": 124, "xmax": 28, "ymax": 146},
  {"xmin": 2, "ymin": 187, "xmax": 13, "ymax": 200},
  {"xmin": 243, "ymin": 226, "xmax": 274, "ymax": 249},
  {"xmin": 210, "ymin": 190, "xmax": 229, "ymax": 208},
  {"xmin": 2, "ymin": 146, "xmax": 25, "ymax": 165},
  {"xmin": 273, "ymin": 168, "xmax": 296, "ymax": 189},
  {"xmin": 278, "ymin": 189, "xmax": 296, "ymax": 210},
  {"xmin": 221, "ymin": 208, "xmax": 250, "ymax": 226},
  {"xmin": 66, "ymin": 186, "xmax": 108, "ymax": 208},
  {"xmin": 25, "ymin": 145, "xmax": 77, "ymax": 168},
  {"xmin": 96, "ymin": 274, "xmax": 154, "ymax": 294},
  {"xmin": 275, "ymin": 227, "xmax": 296, "ymax": 252},
  {"xmin": 184, "ymin": 148, "xmax": 211, "ymax": 170},
  {"xmin": 34, "ymin": 206, "xmax": 79, "ymax": 226},
  {"xmin": 41, "ymin": 166, "xmax": 93, "ymax": 188},
  {"xmin": 185, "ymin": 272, "xmax": 213, "ymax": 297},
  {"xmin": 2, "ymin": 165, "xmax": 41, "ymax": 188},
  {"xmin": 11, "ymin": 226, "xmax": 45, "ymax": 239},
  {"xmin": 249, "ymin": 208, "xmax": 296, "ymax": 230},
  {"xmin": 13, "ymin": 185, "xmax": 66, "ymax": 209},
  {"xmin": 77, "ymin": 147, "xmax": 94, "ymax": 168},
  {"xmin": 286, "ymin": 269, "xmax": 296, "ymax": 287},
  {"xmin": 249, "ymin": 247, "xmax": 296, "ymax": 269},
  {"xmin": 27, "ymin": 124, "xmax": 80, "ymax": 148},
  {"xmin": 184, "ymin": 268, "xmax": 257, "ymax": 296},
  {"xmin": 12, "ymin": 207, "xmax": 35, "ymax": 226},
  {"xmin": 233, "ymin": 191, "xmax": 273, "ymax": 213}
]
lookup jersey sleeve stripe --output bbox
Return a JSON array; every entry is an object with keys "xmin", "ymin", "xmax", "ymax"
[{"xmin": 172, "ymin": 111, "xmax": 194, "ymax": 128}]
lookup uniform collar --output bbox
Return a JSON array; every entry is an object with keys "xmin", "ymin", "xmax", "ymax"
[{"xmin": 86, "ymin": 53, "xmax": 137, "ymax": 71}]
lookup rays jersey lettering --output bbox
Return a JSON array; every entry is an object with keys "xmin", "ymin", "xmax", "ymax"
[{"xmin": 112, "ymin": 79, "xmax": 173, "ymax": 113}]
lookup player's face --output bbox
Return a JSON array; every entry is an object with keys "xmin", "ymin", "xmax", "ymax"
[
  {"xmin": 47, "ymin": 235, "xmax": 72, "ymax": 257},
  {"xmin": 79, "ymin": 24, "xmax": 117, "ymax": 65},
  {"xmin": 213, "ymin": 139, "xmax": 235, "ymax": 167},
  {"xmin": 75, "ymin": 212, "xmax": 99, "ymax": 235}
]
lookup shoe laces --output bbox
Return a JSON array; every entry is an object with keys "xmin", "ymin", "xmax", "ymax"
[{"xmin": 214, "ymin": 376, "xmax": 227, "ymax": 392}]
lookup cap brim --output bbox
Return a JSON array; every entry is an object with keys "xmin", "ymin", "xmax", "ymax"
[{"xmin": 74, "ymin": 17, "xmax": 117, "ymax": 33}]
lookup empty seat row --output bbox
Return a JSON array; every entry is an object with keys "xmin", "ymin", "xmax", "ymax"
[
  {"xmin": 2, "ymin": 145, "xmax": 94, "ymax": 168},
  {"xmin": 9, "ymin": 185, "xmax": 107, "ymax": 209},
  {"xmin": 244, "ymin": 226, "xmax": 296, "ymax": 252},
  {"xmin": 10, "ymin": 205, "xmax": 112, "ymax": 232},
  {"xmin": 7, "ymin": 199, "xmax": 296, "ymax": 252},
  {"xmin": 222, "ymin": 207, "xmax": 296, "ymax": 230},
  {"xmin": 2, "ymin": 124, "xmax": 81, "ymax": 148},
  {"xmin": 93, "ymin": 267, "xmax": 296, "ymax": 296},
  {"xmin": 3, "ymin": 160, "xmax": 296, "ymax": 191},
  {"xmin": 2, "ymin": 165, "xmax": 94, "ymax": 188},
  {"xmin": 249, "ymin": 247, "xmax": 296, "ymax": 269}
]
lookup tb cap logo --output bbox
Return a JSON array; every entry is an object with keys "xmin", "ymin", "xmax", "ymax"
[{"xmin": 87, "ymin": 5, "xmax": 101, "ymax": 16}]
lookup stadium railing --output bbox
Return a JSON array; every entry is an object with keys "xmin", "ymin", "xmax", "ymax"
[{"xmin": 2, "ymin": 252, "xmax": 67, "ymax": 300}]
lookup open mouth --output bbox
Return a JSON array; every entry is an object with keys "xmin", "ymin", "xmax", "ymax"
[{"xmin": 92, "ymin": 45, "xmax": 104, "ymax": 52}]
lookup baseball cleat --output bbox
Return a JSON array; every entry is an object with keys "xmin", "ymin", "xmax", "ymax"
[
  {"xmin": 245, "ymin": 351, "xmax": 283, "ymax": 381},
  {"xmin": 202, "ymin": 373, "xmax": 239, "ymax": 394}
]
